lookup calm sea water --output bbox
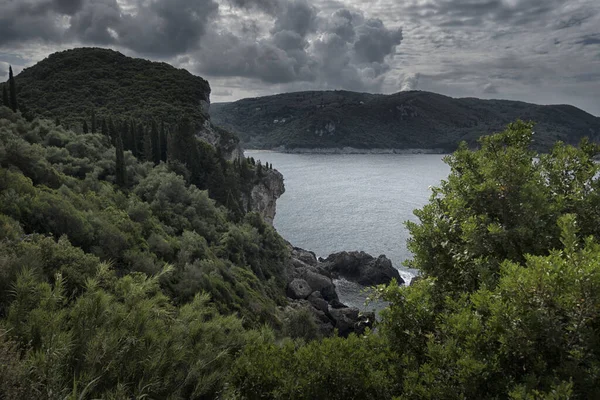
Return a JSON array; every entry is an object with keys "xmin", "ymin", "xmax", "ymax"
[{"xmin": 246, "ymin": 151, "xmax": 451, "ymax": 308}]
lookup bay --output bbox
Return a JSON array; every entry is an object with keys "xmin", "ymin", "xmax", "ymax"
[{"xmin": 246, "ymin": 151, "xmax": 451, "ymax": 308}]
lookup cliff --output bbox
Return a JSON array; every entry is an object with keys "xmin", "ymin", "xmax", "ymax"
[
  {"xmin": 211, "ymin": 90, "xmax": 600, "ymax": 152},
  {"xmin": 243, "ymin": 168, "xmax": 285, "ymax": 224}
]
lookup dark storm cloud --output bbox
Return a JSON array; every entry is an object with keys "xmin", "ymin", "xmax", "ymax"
[
  {"xmin": 0, "ymin": 1, "xmax": 67, "ymax": 45},
  {"xmin": 271, "ymin": 0, "xmax": 318, "ymax": 37},
  {"xmin": 195, "ymin": 4, "xmax": 403, "ymax": 91},
  {"xmin": 353, "ymin": 19, "xmax": 403, "ymax": 63},
  {"xmin": 1, "ymin": 0, "xmax": 218, "ymax": 56}
]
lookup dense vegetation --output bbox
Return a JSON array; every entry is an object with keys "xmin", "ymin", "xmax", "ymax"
[
  {"xmin": 3, "ymin": 47, "xmax": 600, "ymax": 398},
  {"xmin": 8, "ymin": 48, "xmax": 210, "ymax": 128},
  {"xmin": 3, "ymin": 104, "xmax": 600, "ymax": 398},
  {"xmin": 211, "ymin": 90, "xmax": 600, "ymax": 151}
]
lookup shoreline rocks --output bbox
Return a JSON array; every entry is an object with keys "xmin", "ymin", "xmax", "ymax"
[
  {"xmin": 283, "ymin": 245, "xmax": 403, "ymax": 337},
  {"xmin": 321, "ymin": 251, "xmax": 404, "ymax": 286}
]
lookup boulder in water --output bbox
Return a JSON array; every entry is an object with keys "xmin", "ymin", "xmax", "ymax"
[{"xmin": 321, "ymin": 251, "xmax": 404, "ymax": 286}]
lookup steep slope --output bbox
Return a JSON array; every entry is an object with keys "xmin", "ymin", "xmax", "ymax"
[
  {"xmin": 11, "ymin": 47, "xmax": 242, "ymax": 158},
  {"xmin": 211, "ymin": 90, "xmax": 600, "ymax": 151}
]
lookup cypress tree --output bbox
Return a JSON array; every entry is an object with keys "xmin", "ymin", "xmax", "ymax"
[
  {"xmin": 8, "ymin": 66, "xmax": 17, "ymax": 112},
  {"xmin": 143, "ymin": 129, "xmax": 153, "ymax": 162},
  {"xmin": 160, "ymin": 121, "xmax": 168, "ymax": 162},
  {"xmin": 91, "ymin": 110, "xmax": 97, "ymax": 133},
  {"xmin": 2, "ymin": 86, "xmax": 8, "ymax": 108},
  {"xmin": 136, "ymin": 123, "xmax": 145, "ymax": 158},
  {"xmin": 101, "ymin": 119, "xmax": 108, "ymax": 137},
  {"xmin": 130, "ymin": 120, "xmax": 138, "ymax": 157},
  {"xmin": 108, "ymin": 117, "xmax": 117, "ymax": 145},
  {"xmin": 115, "ymin": 132, "xmax": 127, "ymax": 188},
  {"xmin": 151, "ymin": 120, "xmax": 161, "ymax": 164}
]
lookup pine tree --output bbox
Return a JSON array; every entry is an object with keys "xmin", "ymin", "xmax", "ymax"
[
  {"xmin": 115, "ymin": 132, "xmax": 127, "ymax": 188},
  {"xmin": 2, "ymin": 86, "xmax": 8, "ymax": 108},
  {"xmin": 8, "ymin": 66, "xmax": 17, "ymax": 112},
  {"xmin": 91, "ymin": 110, "xmax": 97, "ymax": 133},
  {"xmin": 83, "ymin": 120, "xmax": 89, "ymax": 134},
  {"xmin": 151, "ymin": 120, "xmax": 161, "ymax": 164}
]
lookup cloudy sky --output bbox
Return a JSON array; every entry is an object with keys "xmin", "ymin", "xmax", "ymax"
[{"xmin": 0, "ymin": 0, "xmax": 599, "ymax": 115}]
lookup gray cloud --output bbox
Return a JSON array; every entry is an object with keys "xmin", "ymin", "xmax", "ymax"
[
  {"xmin": 400, "ymin": 73, "xmax": 420, "ymax": 91},
  {"xmin": 0, "ymin": 62, "xmax": 8, "ymax": 80},
  {"xmin": 1, "ymin": 0, "xmax": 218, "ymax": 56},
  {"xmin": 1, "ymin": 0, "xmax": 599, "ymax": 116},
  {"xmin": 213, "ymin": 89, "xmax": 234, "ymax": 96},
  {"xmin": 576, "ymin": 34, "xmax": 600, "ymax": 46},
  {"xmin": 483, "ymin": 83, "xmax": 498, "ymax": 94},
  {"xmin": 403, "ymin": 0, "xmax": 569, "ymax": 28},
  {"xmin": 194, "ymin": 5, "xmax": 402, "ymax": 92}
]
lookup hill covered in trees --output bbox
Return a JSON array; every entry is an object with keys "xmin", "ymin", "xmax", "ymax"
[
  {"xmin": 211, "ymin": 90, "xmax": 600, "ymax": 151},
  {"xmin": 4, "ymin": 48, "xmax": 241, "ymax": 158}
]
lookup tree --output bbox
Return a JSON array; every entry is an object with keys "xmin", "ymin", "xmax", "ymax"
[
  {"xmin": 115, "ymin": 132, "xmax": 126, "ymax": 187},
  {"xmin": 82, "ymin": 120, "xmax": 89, "ymax": 134},
  {"xmin": 2, "ymin": 86, "xmax": 8, "ymax": 108},
  {"xmin": 160, "ymin": 121, "xmax": 168, "ymax": 162},
  {"xmin": 91, "ymin": 110, "xmax": 97, "ymax": 133},
  {"xmin": 8, "ymin": 66, "xmax": 17, "ymax": 112},
  {"xmin": 380, "ymin": 215, "xmax": 600, "ymax": 399},
  {"xmin": 405, "ymin": 120, "xmax": 600, "ymax": 296},
  {"xmin": 136, "ymin": 123, "xmax": 145, "ymax": 158},
  {"xmin": 101, "ymin": 118, "xmax": 108, "ymax": 137},
  {"xmin": 108, "ymin": 117, "xmax": 118, "ymax": 145},
  {"xmin": 151, "ymin": 120, "xmax": 161, "ymax": 164},
  {"xmin": 143, "ymin": 128, "xmax": 153, "ymax": 162}
]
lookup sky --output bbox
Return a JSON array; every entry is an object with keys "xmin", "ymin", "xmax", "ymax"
[{"xmin": 0, "ymin": 0, "xmax": 599, "ymax": 115}]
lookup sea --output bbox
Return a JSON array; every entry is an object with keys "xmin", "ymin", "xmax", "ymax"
[{"xmin": 245, "ymin": 151, "xmax": 451, "ymax": 310}]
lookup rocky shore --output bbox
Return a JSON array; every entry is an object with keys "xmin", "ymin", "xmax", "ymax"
[{"xmin": 282, "ymin": 245, "xmax": 404, "ymax": 337}]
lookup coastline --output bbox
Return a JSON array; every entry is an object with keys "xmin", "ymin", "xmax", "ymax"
[{"xmin": 247, "ymin": 147, "xmax": 448, "ymax": 155}]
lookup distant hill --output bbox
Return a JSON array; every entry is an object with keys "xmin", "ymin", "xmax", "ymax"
[
  {"xmin": 211, "ymin": 90, "xmax": 600, "ymax": 152},
  {"xmin": 9, "ymin": 47, "xmax": 241, "ymax": 157}
]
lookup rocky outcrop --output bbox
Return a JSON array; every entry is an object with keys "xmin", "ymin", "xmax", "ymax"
[
  {"xmin": 244, "ymin": 169, "xmax": 285, "ymax": 225},
  {"xmin": 321, "ymin": 251, "xmax": 404, "ymax": 286},
  {"xmin": 283, "ymin": 246, "xmax": 402, "ymax": 337}
]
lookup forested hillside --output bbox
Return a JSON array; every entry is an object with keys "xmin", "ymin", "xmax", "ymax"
[
  {"xmin": 3, "ymin": 48, "xmax": 241, "ymax": 158},
  {"xmin": 211, "ymin": 90, "xmax": 600, "ymax": 151},
  {"xmin": 3, "ymin": 104, "xmax": 600, "ymax": 398}
]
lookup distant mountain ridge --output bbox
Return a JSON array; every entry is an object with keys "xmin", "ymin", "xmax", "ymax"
[{"xmin": 210, "ymin": 90, "xmax": 600, "ymax": 152}]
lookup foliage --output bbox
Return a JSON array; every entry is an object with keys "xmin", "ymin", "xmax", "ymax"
[
  {"xmin": 4, "ymin": 92, "xmax": 600, "ymax": 399},
  {"xmin": 228, "ymin": 331, "xmax": 396, "ymax": 400},
  {"xmin": 211, "ymin": 90, "xmax": 600, "ymax": 151},
  {"xmin": 379, "ymin": 215, "xmax": 600, "ymax": 399},
  {"xmin": 406, "ymin": 121, "xmax": 600, "ymax": 295},
  {"xmin": 10, "ymin": 48, "xmax": 211, "ymax": 130}
]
